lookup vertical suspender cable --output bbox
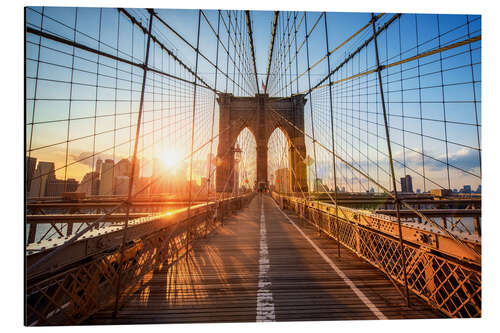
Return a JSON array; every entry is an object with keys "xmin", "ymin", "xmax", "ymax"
[
  {"xmin": 304, "ymin": 12, "xmax": 318, "ymax": 196},
  {"xmin": 207, "ymin": 9, "xmax": 221, "ymax": 215},
  {"xmin": 113, "ymin": 9, "xmax": 154, "ymax": 317},
  {"xmin": 245, "ymin": 10, "xmax": 261, "ymax": 95},
  {"xmin": 187, "ymin": 10, "xmax": 202, "ymax": 251},
  {"xmin": 370, "ymin": 13, "xmax": 410, "ymax": 307},
  {"xmin": 323, "ymin": 13, "xmax": 341, "ymax": 257}
]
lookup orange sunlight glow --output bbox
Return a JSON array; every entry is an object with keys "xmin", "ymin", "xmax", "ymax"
[{"xmin": 161, "ymin": 149, "xmax": 182, "ymax": 168}]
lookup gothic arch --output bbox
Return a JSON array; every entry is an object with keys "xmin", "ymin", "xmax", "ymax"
[{"xmin": 216, "ymin": 93, "xmax": 308, "ymax": 192}]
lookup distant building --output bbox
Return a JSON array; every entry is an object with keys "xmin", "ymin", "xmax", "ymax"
[
  {"xmin": 99, "ymin": 159, "xmax": 115, "ymax": 195},
  {"xmin": 115, "ymin": 158, "xmax": 131, "ymax": 177},
  {"xmin": 114, "ymin": 176, "xmax": 129, "ymax": 195},
  {"xmin": 29, "ymin": 161, "xmax": 56, "ymax": 198},
  {"xmin": 151, "ymin": 158, "xmax": 163, "ymax": 194},
  {"xmin": 77, "ymin": 171, "xmax": 100, "ymax": 196},
  {"xmin": 314, "ymin": 178, "xmax": 324, "ymax": 192},
  {"xmin": 26, "ymin": 156, "xmax": 37, "ymax": 193},
  {"xmin": 400, "ymin": 175, "xmax": 413, "ymax": 193},
  {"xmin": 114, "ymin": 158, "xmax": 137, "ymax": 195},
  {"xmin": 95, "ymin": 159, "xmax": 103, "ymax": 178},
  {"xmin": 45, "ymin": 178, "xmax": 78, "ymax": 197}
]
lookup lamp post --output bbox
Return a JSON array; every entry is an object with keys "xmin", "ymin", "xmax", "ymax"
[{"xmin": 233, "ymin": 144, "xmax": 242, "ymax": 196}]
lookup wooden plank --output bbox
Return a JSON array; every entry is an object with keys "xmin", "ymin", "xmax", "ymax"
[{"xmin": 87, "ymin": 195, "xmax": 444, "ymax": 324}]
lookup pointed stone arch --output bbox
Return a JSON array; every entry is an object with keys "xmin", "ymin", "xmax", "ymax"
[
  {"xmin": 268, "ymin": 127, "xmax": 291, "ymax": 192},
  {"xmin": 235, "ymin": 126, "xmax": 257, "ymax": 191},
  {"xmin": 216, "ymin": 93, "xmax": 308, "ymax": 192}
]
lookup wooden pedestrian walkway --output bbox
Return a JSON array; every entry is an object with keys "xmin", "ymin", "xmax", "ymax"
[{"xmin": 87, "ymin": 194, "xmax": 444, "ymax": 324}]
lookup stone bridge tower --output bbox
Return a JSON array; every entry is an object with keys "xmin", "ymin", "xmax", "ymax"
[{"xmin": 215, "ymin": 93, "xmax": 308, "ymax": 193}]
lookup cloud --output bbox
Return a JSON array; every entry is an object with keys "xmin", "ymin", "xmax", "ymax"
[
  {"xmin": 386, "ymin": 147, "xmax": 480, "ymax": 173},
  {"xmin": 302, "ymin": 146, "xmax": 481, "ymax": 191},
  {"xmin": 446, "ymin": 148, "xmax": 481, "ymax": 171},
  {"xmin": 70, "ymin": 151, "xmax": 122, "ymax": 168}
]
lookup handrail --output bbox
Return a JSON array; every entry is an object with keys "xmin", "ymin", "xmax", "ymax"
[
  {"xmin": 273, "ymin": 192, "xmax": 481, "ymax": 318},
  {"xmin": 26, "ymin": 193, "xmax": 255, "ymax": 325}
]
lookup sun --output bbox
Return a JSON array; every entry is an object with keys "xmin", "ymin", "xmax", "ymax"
[{"xmin": 161, "ymin": 149, "xmax": 182, "ymax": 168}]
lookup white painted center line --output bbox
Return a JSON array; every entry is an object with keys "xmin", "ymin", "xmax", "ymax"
[
  {"xmin": 272, "ymin": 199, "xmax": 388, "ymax": 320},
  {"xmin": 256, "ymin": 196, "xmax": 276, "ymax": 322}
]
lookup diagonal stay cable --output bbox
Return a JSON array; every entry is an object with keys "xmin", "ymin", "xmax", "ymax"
[
  {"xmin": 268, "ymin": 110, "xmax": 408, "ymax": 301},
  {"xmin": 264, "ymin": 11, "xmax": 279, "ymax": 94},
  {"xmin": 26, "ymin": 117, "xmax": 248, "ymax": 275},
  {"xmin": 266, "ymin": 105, "xmax": 481, "ymax": 258},
  {"xmin": 245, "ymin": 10, "xmax": 260, "ymax": 95},
  {"xmin": 283, "ymin": 13, "xmax": 384, "ymax": 94}
]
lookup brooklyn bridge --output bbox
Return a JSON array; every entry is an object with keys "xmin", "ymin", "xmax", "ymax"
[{"xmin": 25, "ymin": 7, "xmax": 481, "ymax": 325}]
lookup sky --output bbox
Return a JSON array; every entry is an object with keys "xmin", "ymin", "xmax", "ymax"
[{"xmin": 25, "ymin": 6, "xmax": 481, "ymax": 193}]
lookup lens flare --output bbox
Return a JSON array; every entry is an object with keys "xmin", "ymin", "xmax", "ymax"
[{"xmin": 161, "ymin": 149, "xmax": 182, "ymax": 168}]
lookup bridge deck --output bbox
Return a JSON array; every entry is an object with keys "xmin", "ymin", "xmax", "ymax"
[{"xmin": 87, "ymin": 195, "xmax": 444, "ymax": 324}]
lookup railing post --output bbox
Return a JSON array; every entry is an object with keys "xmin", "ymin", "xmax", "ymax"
[
  {"xmin": 354, "ymin": 222, "xmax": 361, "ymax": 254},
  {"xmin": 28, "ymin": 224, "xmax": 37, "ymax": 244},
  {"xmin": 371, "ymin": 12, "xmax": 410, "ymax": 307},
  {"xmin": 473, "ymin": 217, "xmax": 481, "ymax": 236},
  {"xmin": 67, "ymin": 222, "xmax": 73, "ymax": 237},
  {"xmin": 424, "ymin": 253, "xmax": 437, "ymax": 303}
]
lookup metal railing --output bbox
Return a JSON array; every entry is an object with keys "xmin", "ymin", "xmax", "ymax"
[
  {"xmin": 272, "ymin": 192, "xmax": 481, "ymax": 318},
  {"xmin": 26, "ymin": 193, "xmax": 254, "ymax": 326}
]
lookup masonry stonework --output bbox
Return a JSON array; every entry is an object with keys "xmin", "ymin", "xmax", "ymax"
[{"xmin": 215, "ymin": 93, "xmax": 308, "ymax": 193}]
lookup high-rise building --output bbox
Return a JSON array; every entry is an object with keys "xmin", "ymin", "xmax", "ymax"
[
  {"xmin": 151, "ymin": 158, "xmax": 165, "ymax": 194},
  {"xmin": 115, "ymin": 158, "xmax": 133, "ymax": 195},
  {"xmin": 45, "ymin": 178, "xmax": 78, "ymax": 197},
  {"xmin": 115, "ymin": 158, "xmax": 131, "ymax": 177},
  {"xmin": 77, "ymin": 171, "xmax": 100, "ymax": 196},
  {"xmin": 114, "ymin": 176, "xmax": 129, "ymax": 195},
  {"xmin": 29, "ymin": 161, "xmax": 56, "ymax": 198},
  {"xmin": 314, "ymin": 178, "xmax": 324, "ymax": 192},
  {"xmin": 400, "ymin": 175, "xmax": 413, "ymax": 193},
  {"xmin": 95, "ymin": 159, "xmax": 103, "ymax": 178},
  {"xmin": 26, "ymin": 156, "xmax": 37, "ymax": 193},
  {"xmin": 99, "ymin": 159, "xmax": 115, "ymax": 195}
]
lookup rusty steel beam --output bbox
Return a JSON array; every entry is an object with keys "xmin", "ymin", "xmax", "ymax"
[
  {"xmin": 26, "ymin": 213, "xmax": 151, "ymax": 223},
  {"xmin": 273, "ymin": 193, "xmax": 481, "ymax": 318},
  {"xmin": 331, "ymin": 198, "xmax": 481, "ymax": 205},
  {"xmin": 26, "ymin": 195, "xmax": 254, "ymax": 280},
  {"xmin": 277, "ymin": 194, "xmax": 481, "ymax": 262},
  {"xmin": 376, "ymin": 209, "xmax": 481, "ymax": 218},
  {"xmin": 26, "ymin": 202, "xmax": 198, "ymax": 209}
]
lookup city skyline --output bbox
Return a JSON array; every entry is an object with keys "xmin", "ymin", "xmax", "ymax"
[{"xmin": 26, "ymin": 8, "xmax": 481, "ymax": 196}]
